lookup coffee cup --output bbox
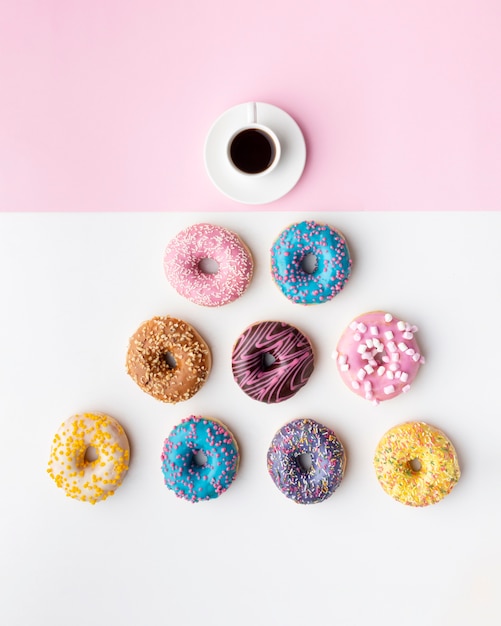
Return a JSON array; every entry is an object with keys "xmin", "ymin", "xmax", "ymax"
[{"xmin": 227, "ymin": 102, "xmax": 281, "ymax": 177}]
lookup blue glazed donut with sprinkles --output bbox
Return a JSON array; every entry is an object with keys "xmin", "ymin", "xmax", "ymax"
[
  {"xmin": 161, "ymin": 416, "xmax": 239, "ymax": 502},
  {"xmin": 271, "ymin": 220, "xmax": 352, "ymax": 305},
  {"xmin": 267, "ymin": 419, "xmax": 346, "ymax": 504}
]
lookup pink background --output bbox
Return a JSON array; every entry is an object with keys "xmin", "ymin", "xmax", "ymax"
[{"xmin": 1, "ymin": 0, "xmax": 499, "ymax": 212}]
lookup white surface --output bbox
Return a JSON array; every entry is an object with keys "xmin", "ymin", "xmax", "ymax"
[
  {"xmin": 1, "ymin": 211, "xmax": 500, "ymax": 626},
  {"xmin": 204, "ymin": 102, "xmax": 306, "ymax": 204}
]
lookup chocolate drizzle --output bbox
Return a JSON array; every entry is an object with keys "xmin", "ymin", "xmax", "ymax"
[{"xmin": 231, "ymin": 321, "xmax": 314, "ymax": 404}]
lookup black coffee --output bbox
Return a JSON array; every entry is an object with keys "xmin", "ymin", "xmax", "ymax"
[{"xmin": 229, "ymin": 129, "xmax": 275, "ymax": 174}]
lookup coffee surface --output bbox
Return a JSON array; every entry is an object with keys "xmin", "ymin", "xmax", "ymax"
[{"xmin": 230, "ymin": 129, "xmax": 275, "ymax": 174}]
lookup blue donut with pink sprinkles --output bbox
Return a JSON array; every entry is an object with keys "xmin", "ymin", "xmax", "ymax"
[
  {"xmin": 270, "ymin": 220, "xmax": 352, "ymax": 304},
  {"xmin": 267, "ymin": 418, "xmax": 346, "ymax": 504},
  {"xmin": 161, "ymin": 416, "xmax": 239, "ymax": 502}
]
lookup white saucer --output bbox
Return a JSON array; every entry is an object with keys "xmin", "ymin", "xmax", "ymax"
[{"xmin": 204, "ymin": 102, "xmax": 306, "ymax": 205}]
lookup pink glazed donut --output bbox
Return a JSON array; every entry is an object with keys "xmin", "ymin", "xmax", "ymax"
[
  {"xmin": 164, "ymin": 223, "xmax": 254, "ymax": 307},
  {"xmin": 335, "ymin": 311, "xmax": 425, "ymax": 404}
]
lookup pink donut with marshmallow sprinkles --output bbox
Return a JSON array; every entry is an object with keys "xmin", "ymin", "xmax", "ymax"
[{"xmin": 335, "ymin": 311, "xmax": 425, "ymax": 404}]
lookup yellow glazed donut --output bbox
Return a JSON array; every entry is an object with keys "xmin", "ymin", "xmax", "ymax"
[
  {"xmin": 47, "ymin": 412, "xmax": 130, "ymax": 504},
  {"xmin": 374, "ymin": 422, "xmax": 460, "ymax": 507}
]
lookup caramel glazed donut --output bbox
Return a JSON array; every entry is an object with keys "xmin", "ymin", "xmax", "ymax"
[
  {"xmin": 47, "ymin": 412, "xmax": 130, "ymax": 504},
  {"xmin": 126, "ymin": 316, "xmax": 211, "ymax": 403},
  {"xmin": 374, "ymin": 422, "xmax": 460, "ymax": 507}
]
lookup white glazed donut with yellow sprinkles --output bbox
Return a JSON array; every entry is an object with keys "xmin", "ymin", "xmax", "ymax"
[
  {"xmin": 374, "ymin": 421, "xmax": 460, "ymax": 507},
  {"xmin": 47, "ymin": 412, "xmax": 130, "ymax": 504}
]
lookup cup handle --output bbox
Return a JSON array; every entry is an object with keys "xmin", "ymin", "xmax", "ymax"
[{"xmin": 248, "ymin": 102, "xmax": 257, "ymax": 124}]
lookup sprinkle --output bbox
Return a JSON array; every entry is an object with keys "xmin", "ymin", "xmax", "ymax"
[
  {"xmin": 384, "ymin": 313, "xmax": 393, "ymax": 322},
  {"xmin": 398, "ymin": 342, "xmax": 408, "ymax": 352},
  {"xmin": 377, "ymin": 366, "xmax": 386, "ymax": 376},
  {"xmin": 384, "ymin": 330, "xmax": 394, "ymax": 340},
  {"xmin": 383, "ymin": 385, "xmax": 395, "ymax": 395},
  {"xmin": 397, "ymin": 321, "xmax": 406, "ymax": 331},
  {"xmin": 370, "ymin": 326, "xmax": 379, "ymax": 335}
]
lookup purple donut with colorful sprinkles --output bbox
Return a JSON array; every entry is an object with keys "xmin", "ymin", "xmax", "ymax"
[
  {"xmin": 267, "ymin": 419, "xmax": 346, "ymax": 504},
  {"xmin": 271, "ymin": 220, "xmax": 352, "ymax": 305}
]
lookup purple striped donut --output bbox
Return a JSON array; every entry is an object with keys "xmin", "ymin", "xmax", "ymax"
[{"xmin": 231, "ymin": 321, "xmax": 314, "ymax": 404}]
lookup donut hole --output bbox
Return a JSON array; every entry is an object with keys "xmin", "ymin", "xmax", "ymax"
[
  {"xmin": 198, "ymin": 257, "xmax": 219, "ymax": 275},
  {"xmin": 161, "ymin": 351, "xmax": 177, "ymax": 369},
  {"xmin": 296, "ymin": 452, "xmax": 313, "ymax": 473},
  {"xmin": 409, "ymin": 458, "xmax": 422, "ymax": 472},
  {"xmin": 300, "ymin": 253, "xmax": 318, "ymax": 275},
  {"xmin": 373, "ymin": 350, "xmax": 388, "ymax": 366},
  {"xmin": 84, "ymin": 446, "xmax": 98, "ymax": 463},
  {"xmin": 193, "ymin": 450, "xmax": 208, "ymax": 467},
  {"xmin": 261, "ymin": 352, "xmax": 276, "ymax": 370}
]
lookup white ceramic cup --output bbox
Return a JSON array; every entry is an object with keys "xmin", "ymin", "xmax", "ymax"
[{"xmin": 227, "ymin": 102, "xmax": 281, "ymax": 177}]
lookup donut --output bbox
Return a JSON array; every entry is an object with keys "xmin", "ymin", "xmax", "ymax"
[
  {"xmin": 335, "ymin": 311, "xmax": 425, "ymax": 403},
  {"xmin": 374, "ymin": 422, "xmax": 460, "ymax": 507},
  {"xmin": 126, "ymin": 316, "xmax": 211, "ymax": 403},
  {"xmin": 161, "ymin": 416, "xmax": 239, "ymax": 502},
  {"xmin": 231, "ymin": 321, "xmax": 314, "ymax": 403},
  {"xmin": 163, "ymin": 223, "xmax": 253, "ymax": 307},
  {"xmin": 267, "ymin": 419, "xmax": 346, "ymax": 504},
  {"xmin": 270, "ymin": 220, "xmax": 352, "ymax": 305},
  {"xmin": 47, "ymin": 412, "xmax": 130, "ymax": 504}
]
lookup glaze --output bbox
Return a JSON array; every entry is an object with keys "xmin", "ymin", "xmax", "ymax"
[
  {"xmin": 164, "ymin": 223, "xmax": 253, "ymax": 307},
  {"xmin": 271, "ymin": 220, "xmax": 352, "ymax": 305},
  {"xmin": 126, "ymin": 316, "xmax": 211, "ymax": 403},
  {"xmin": 374, "ymin": 422, "xmax": 460, "ymax": 506},
  {"xmin": 47, "ymin": 412, "xmax": 130, "ymax": 504},
  {"xmin": 231, "ymin": 321, "xmax": 314, "ymax": 403},
  {"xmin": 161, "ymin": 416, "xmax": 239, "ymax": 502},
  {"xmin": 267, "ymin": 419, "xmax": 346, "ymax": 504},
  {"xmin": 335, "ymin": 311, "xmax": 424, "ymax": 403}
]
